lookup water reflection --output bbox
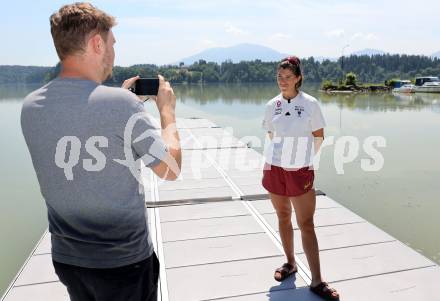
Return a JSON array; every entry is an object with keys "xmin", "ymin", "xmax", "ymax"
[
  {"xmin": 318, "ymin": 91, "xmax": 440, "ymax": 112},
  {"xmin": 1, "ymin": 83, "xmax": 440, "ymax": 113},
  {"xmin": 391, "ymin": 92, "xmax": 440, "ymax": 112},
  {"xmin": 0, "ymin": 83, "xmax": 41, "ymax": 100},
  {"xmin": 174, "ymin": 84, "xmax": 440, "ymax": 112},
  {"xmin": 174, "ymin": 83, "xmax": 279, "ymax": 104}
]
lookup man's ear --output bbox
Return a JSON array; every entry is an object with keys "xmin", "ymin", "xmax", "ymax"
[{"xmin": 89, "ymin": 33, "xmax": 104, "ymax": 55}]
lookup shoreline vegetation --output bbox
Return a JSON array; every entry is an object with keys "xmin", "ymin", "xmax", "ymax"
[
  {"xmin": 1, "ymin": 54, "xmax": 439, "ymax": 91},
  {"xmin": 321, "ymin": 72, "xmax": 391, "ymax": 93}
]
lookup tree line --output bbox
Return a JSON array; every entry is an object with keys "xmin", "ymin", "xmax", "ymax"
[{"xmin": 1, "ymin": 54, "xmax": 440, "ymax": 85}]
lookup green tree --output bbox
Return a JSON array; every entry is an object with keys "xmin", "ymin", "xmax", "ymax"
[
  {"xmin": 345, "ymin": 72, "xmax": 357, "ymax": 86},
  {"xmin": 3, "ymin": 54, "xmax": 440, "ymax": 85}
]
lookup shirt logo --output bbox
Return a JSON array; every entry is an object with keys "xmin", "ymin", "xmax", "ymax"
[
  {"xmin": 294, "ymin": 105, "xmax": 304, "ymax": 117},
  {"xmin": 274, "ymin": 100, "xmax": 283, "ymax": 115}
]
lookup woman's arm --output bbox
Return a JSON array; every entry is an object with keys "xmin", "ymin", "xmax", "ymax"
[
  {"xmin": 312, "ymin": 128, "xmax": 324, "ymax": 154},
  {"xmin": 267, "ymin": 131, "xmax": 273, "ymax": 140}
]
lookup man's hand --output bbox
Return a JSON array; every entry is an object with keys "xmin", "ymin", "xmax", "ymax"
[
  {"xmin": 121, "ymin": 75, "xmax": 139, "ymax": 89},
  {"xmin": 155, "ymin": 75, "xmax": 176, "ymax": 113},
  {"xmin": 121, "ymin": 75, "xmax": 147, "ymax": 102}
]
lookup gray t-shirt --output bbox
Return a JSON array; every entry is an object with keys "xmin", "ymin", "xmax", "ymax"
[{"xmin": 21, "ymin": 77, "xmax": 168, "ymax": 268}]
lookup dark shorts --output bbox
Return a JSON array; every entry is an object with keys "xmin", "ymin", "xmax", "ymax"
[
  {"xmin": 53, "ymin": 252, "xmax": 160, "ymax": 301},
  {"xmin": 262, "ymin": 163, "xmax": 314, "ymax": 197}
]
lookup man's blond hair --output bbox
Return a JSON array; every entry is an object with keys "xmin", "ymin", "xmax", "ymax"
[{"xmin": 50, "ymin": 2, "xmax": 116, "ymax": 60}]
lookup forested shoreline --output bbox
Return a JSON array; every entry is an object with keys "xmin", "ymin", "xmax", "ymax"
[{"xmin": 1, "ymin": 54, "xmax": 439, "ymax": 85}]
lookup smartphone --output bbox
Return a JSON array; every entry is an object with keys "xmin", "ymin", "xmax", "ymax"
[{"xmin": 133, "ymin": 78, "xmax": 159, "ymax": 96}]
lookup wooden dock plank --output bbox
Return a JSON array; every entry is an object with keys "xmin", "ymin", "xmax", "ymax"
[
  {"xmin": 262, "ymin": 207, "xmax": 365, "ymax": 230},
  {"xmin": 2, "ymin": 282, "xmax": 68, "ymax": 301},
  {"xmin": 298, "ymin": 241, "xmax": 436, "ymax": 282},
  {"xmin": 13, "ymin": 255, "xmax": 56, "ymax": 287},
  {"xmin": 165, "ymin": 257, "xmax": 308, "ymax": 301},
  {"xmin": 250, "ymin": 196, "xmax": 341, "ymax": 214},
  {"xmin": 160, "ymin": 215, "xmax": 265, "ymax": 242},
  {"xmin": 158, "ymin": 185, "xmax": 237, "ymax": 202},
  {"xmin": 162, "ymin": 233, "xmax": 283, "ymax": 268},
  {"xmin": 34, "ymin": 232, "xmax": 51, "ymax": 255},
  {"xmin": 331, "ymin": 266, "xmax": 440, "ymax": 301},
  {"xmin": 159, "ymin": 202, "xmax": 250, "ymax": 222},
  {"xmin": 293, "ymin": 222, "xmax": 396, "ymax": 253}
]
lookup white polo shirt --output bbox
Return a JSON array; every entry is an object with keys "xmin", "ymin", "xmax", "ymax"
[{"xmin": 262, "ymin": 91, "xmax": 326, "ymax": 168}]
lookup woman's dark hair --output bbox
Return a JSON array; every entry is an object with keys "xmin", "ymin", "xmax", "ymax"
[{"xmin": 277, "ymin": 56, "xmax": 303, "ymax": 90}]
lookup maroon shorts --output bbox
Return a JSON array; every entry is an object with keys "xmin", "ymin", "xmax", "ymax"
[{"xmin": 262, "ymin": 163, "xmax": 315, "ymax": 197}]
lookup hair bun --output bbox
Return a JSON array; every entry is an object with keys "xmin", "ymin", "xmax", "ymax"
[{"xmin": 284, "ymin": 56, "xmax": 301, "ymax": 66}]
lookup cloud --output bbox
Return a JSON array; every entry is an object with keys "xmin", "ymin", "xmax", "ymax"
[
  {"xmin": 118, "ymin": 17, "xmax": 160, "ymax": 27},
  {"xmin": 271, "ymin": 32, "xmax": 292, "ymax": 39},
  {"xmin": 325, "ymin": 29, "xmax": 345, "ymax": 38},
  {"xmin": 323, "ymin": 29, "xmax": 378, "ymax": 42},
  {"xmin": 351, "ymin": 32, "xmax": 378, "ymax": 41},
  {"xmin": 365, "ymin": 33, "xmax": 378, "ymax": 41},
  {"xmin": 201, "ymin": 39, "xmax": 217, "ymax": 47},
  {"xmin": 225, "ymin": 22, "xmax": 248, "ymax": 36}
]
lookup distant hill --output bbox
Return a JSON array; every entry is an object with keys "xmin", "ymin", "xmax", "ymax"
[
  {"xmin": 176, "ymin": 44, "xmax": 392, "ymax": 65},
  {"xmin": 0, "ymin": 65, "xmax": 53, "ymax": 84},
  {"xmin": 350, "ymin": 48, "xmax": 387, "ymax": 56},
  {"xmin": 2, "ymin": 53, "xmax": 440, "ymax": 85},
  {"xmin": 177, "ymin": 43, "xmax": 287, "ymax": 65}
]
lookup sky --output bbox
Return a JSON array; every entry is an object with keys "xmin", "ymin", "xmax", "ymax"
[{"xmin": 1, "ymin": 0, "xmax": 439, "ymax": 66}]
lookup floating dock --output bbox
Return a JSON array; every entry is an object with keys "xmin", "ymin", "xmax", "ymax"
[{"xmin": 2, "ymin": 118, "xmax": 439, "ymax": 301}]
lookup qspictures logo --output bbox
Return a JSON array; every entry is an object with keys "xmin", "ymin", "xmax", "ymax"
[
  {"xmin": 54, "ymin": 112, "xmax": 181, "ymax": 183},
  {"xmin": 54, "ymin": 114, "xmax": 387, "ymax": 185}
]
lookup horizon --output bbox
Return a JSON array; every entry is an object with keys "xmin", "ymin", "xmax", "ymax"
[
  {"xmin": 1, "ymin": 0, "xmax": 439, "ymax": 67},
  {"xmin": 2, "ymin": 48, "xmax": 439, "ymax": 68}
]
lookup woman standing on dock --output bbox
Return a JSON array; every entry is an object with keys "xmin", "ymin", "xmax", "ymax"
[{"xmin": 262, "ymin": 56, "xmax": 339, "ymax": 300}]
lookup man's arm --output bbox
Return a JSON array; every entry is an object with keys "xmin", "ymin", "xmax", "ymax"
[
  {"xmin": 123, "ymin": 75, "xmax": 181, "ymax": 181},
  {"xmin": 152, "ymin": 107, "xmax": 181, "ymax": 180},
  {"xmin": 150, "ymin": 76, "xmax": 181, "ymax": 180}
]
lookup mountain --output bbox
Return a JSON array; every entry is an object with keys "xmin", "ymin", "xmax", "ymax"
[
  {"xmin": 431, "ymin": 51, "xmax": 440, "ymax": 59},
  {"xmin": 176, "ymin": 43, "xmax": 287, "ymax": 65},
  {"xmin": 176, "ymin": 44, "xmax": 392, "ymax": 65},
  {"xmin": 350, "ymin": 48, "xmax": 387, "ymax": 56}
]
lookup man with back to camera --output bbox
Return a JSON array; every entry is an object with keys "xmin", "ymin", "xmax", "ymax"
[{"xmin": 20, "ymin": 2, "xmax": 181, "ymax": 300}]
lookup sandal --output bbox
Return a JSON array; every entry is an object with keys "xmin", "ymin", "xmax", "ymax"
[
  {"xmin": 310, "ymin": 282, "xmax": 340, "ymax": 300},
  {"xmin": 274, "ymin": 263, "xmax": 297, "ymax": 282}
]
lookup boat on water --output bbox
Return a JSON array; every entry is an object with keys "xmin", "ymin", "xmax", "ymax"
[
  {"xmin": 392, "ymin": 83, "xmax": 415, "ymax": 93},
  {"xmin": 391, "ymin": 80, "xmax": 414, "ymax": 93},
  {"xmin": 414, "ymin": 76, "xmax": 440, "ymax": 93}
]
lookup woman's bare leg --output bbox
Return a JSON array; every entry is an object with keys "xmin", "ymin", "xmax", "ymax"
[
  {"xmin": 291, "ymin": 189, "xmax": 339, "ymax": 298},
  {"xmin": 270, "ymin": 192, "xmax": 296, "ymax": 267},
  {"xmin": 290, "ymin": 189, "xmax": 322, "ymax": 286}
]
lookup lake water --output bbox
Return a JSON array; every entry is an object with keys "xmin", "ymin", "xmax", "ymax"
[{"xmin": 1, "ymin": 82, "xmax": 439, "ymax": 296}]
